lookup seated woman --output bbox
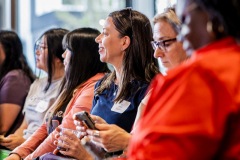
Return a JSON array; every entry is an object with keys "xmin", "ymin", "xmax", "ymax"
[
  {"xmin": 6, "ymin": 28, "xmax": 109, "ymax": 160},
  {"xmin": 54, "ymin": 7, "xmax": 189, "ymax": 159},
  {"xmin": 127, "ymin": 0, "xmax": 240, "ymax": 159},
  {"xmin": 0, "ymin": 31, "xmax": 35, "ymax": 144},
  {"xmin": 0, "ymin": 29, "xmax": 68, "ymax": 150}
]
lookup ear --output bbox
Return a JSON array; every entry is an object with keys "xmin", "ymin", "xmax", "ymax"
[
  {"xmin": 55, "ymin": 57, "xmax": 62, "ymax": 63},
  {"xmin": 121, "ymin": 36, "xmax": 131, "ymax": 51}
]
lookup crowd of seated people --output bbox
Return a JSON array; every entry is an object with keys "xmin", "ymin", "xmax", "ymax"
[{"xmin": 1, "ymin": 0, "xmax": 240, "ymax": 159}]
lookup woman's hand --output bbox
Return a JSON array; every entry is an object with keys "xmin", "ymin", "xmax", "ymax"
[
  {"xmin": 3, "ymin": 154, "xmax": 21, "ymax": 160},
  {"xmin": 86, "ymin": 124, "xmax": 131, "ymax": 152},
  {"xmin": 0, "ymin": 134, "xmax": 26, "ymax": 150},
  {"xmin": 73, "ymin": 114, "xmax": 107, "ymax": 136},
  {"xmin": 53, "ymin": 127, "xmax": 94, "ymax": 160}
]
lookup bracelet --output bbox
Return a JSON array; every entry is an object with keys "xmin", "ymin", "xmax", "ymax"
[{"xmin": 9, "ymin": 152, "xmax": 23, "ymax": 160}]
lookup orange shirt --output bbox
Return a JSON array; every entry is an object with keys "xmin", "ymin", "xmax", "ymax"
[
  {"xmin": 11, "ymin": 73, "xmax": 105, "ymax": 159},
  {"xmin": 127, "ymin": 37, "xmax": 240, "ymax": 160}
]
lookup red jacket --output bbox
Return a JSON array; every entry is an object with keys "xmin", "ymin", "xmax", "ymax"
[{"xmin": 128, "ymin": 37, "xmax": 240, "ymax": 160}]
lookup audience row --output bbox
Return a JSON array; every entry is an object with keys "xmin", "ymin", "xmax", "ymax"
[{"xmin": 1, "ymin": 0, "xmax": 240, "ymax": 159}]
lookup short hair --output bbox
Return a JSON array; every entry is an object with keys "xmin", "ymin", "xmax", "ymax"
[{"xmin": 152, "ymin": 7, "xmax": 181, "ymax": 34}]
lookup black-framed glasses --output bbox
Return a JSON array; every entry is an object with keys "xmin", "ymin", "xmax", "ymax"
[{"xmin": 151, "ymin": 38, "xmax": 177, "ymax": 51}]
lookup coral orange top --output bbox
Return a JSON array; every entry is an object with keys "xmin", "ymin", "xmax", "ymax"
[
  {"xmin": 11, "ymin": 73, "xmax": 105, "ymax": 160},
  {"xmin": 127, "ymin": 37, "xmax": 240, "ymax": 160}
]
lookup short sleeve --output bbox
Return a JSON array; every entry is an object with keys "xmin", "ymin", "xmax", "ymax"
[{"xmin": 0, "ymin": 72, "xmax": 31, "ymax": 106}]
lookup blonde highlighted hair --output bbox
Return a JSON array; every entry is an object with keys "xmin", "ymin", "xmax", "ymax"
[{"xmin": 152, "ymin": 7, "xmax": 181, "ymax": 33}]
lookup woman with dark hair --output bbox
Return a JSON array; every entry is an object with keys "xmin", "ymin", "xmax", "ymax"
[
  {"xmin": 0, "ymin": 28, "xmax": 68, "ymax": 150},
  {"xmin": 47, "ymin": 8, "xmax": 160, "ymax": 160},
  {"xmin": 0, "ymin": 30, "xmax": 35, "ymax": 140},
  {"xmin": 69, "ymin": 7, "xmax": 189, "ymax": 158},
  {"xmin": 6, "ymin": 28, "xmax": 109, "ymax": 160},
  {"xmin": 126, "ymin": 0, "xmax": 240, "ymax": 159}
]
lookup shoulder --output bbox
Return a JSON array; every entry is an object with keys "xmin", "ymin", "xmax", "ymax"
[
  {"xmin": 94, "ymin": 73, "xmax": 109, "ymax": 88},
  {"xmin": 1, "ymin": 69, "xmax": 31, "ymax": 85}
]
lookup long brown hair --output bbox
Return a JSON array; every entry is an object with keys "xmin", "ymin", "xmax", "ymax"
[
  {"xmin": 46, "ymin": 28, "xmax": 110, "ymax": 126},
  {"xmin": 95, "ymin": 9, "xmax": 160, "ymax": 103}
]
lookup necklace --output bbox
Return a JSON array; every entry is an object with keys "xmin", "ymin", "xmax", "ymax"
[{"xmin": 113, "ymin": 83, "xmax": 118, "ymax": 96}]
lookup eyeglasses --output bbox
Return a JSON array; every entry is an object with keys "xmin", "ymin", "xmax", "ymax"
[
  {"xmin": 35, "ymin": 40, "xmax": 48, "ymax": 53},
  {"xmin": 151, "ymin": 38, "xmax": 177, "ymax": 51},
  {"xmin": 120, "ymin": 7, "xmax": 133, "ymax": 38}
]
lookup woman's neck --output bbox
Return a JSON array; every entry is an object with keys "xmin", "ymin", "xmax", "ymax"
[
  {"xmin": 114, "ymin": 65, "xmax": 122, "ymax": 85},
  {"xmin": 52, "ymin": 66, "xmax": 65, "ymax": 80}
]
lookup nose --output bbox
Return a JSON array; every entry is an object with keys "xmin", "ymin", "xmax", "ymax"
[
  {"xmin": 35, "ymin": 49, "xmax": 40, "ymax": 55},
  {"xmin": 154, "ymin": 47, "xmax": 165, "ymax": 59},
  {"xmin": 62, "ymin": 50, "xmax": 66, "ymax": 58},
  {"xmin": 95, "ymin": 33, "xmax": 103, "ymax": 43}
]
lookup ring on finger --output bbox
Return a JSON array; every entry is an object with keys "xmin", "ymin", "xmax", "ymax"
[
  {"xmin": 93, "ymin": 131, "xmax": 100, "ymax": 137},
  {"xmin": 66, "ymin": 144, "xmax": 70, "ymax": 151}
]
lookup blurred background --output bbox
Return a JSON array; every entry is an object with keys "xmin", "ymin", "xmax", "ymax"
[{"xmin": 0, "ymin": 0, "xmax": 176, "ymax": 74}]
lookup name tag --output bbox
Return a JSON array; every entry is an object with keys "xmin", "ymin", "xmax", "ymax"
[
  {"xmin": 111, "ymin": 100, "xmax": 131, "ymax": 113},
  {"xmin": 35, "ymin": 100, "xmax": 49, "ymax": 113}
]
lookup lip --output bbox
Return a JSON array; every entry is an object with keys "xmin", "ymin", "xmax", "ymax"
[
  {"xmin": 98, "ymin": 47, "xmax": 104, "ymax": 53},
  {"xmin": 162, "ymin": 61, "xmax": 169, "ymax": 64}
]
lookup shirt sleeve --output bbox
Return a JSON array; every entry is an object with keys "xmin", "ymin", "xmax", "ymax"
[
  {"xmin": 128, "ymin": 69, "xmax": 235, "ymax": 160},
  {"xmin": 0, "ymin": 73, "xmax": 30, "ymax": 106},
  {"xmin": 11, "ymin": 123, "xmax": 48, "ymax": 159},
  {"xmin": 131, "ymin": 89, "xmax": 152, "ymax": 133},
  {"xmin": 24, "ymin": 82, "xmax": 95, "ymax": 160}
]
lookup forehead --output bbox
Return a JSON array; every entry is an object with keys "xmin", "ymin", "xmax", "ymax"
[
  {"xmin": 40, "ymin": 35, "xmax": 46, "ymax": 44},
  {"xmin": 153, "ymin": 21, "xmax": 177, "ymax": 40},
  {"xmin": 103, "ymin": 17, "xmax": 116, "ymax": 31}
]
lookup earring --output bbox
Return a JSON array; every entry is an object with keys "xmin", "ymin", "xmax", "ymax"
[
  {"xmin": 121, "ymin": 48, "xmax": 124, "ymax": 51},
  {"xmin": 207, "ymin": 21, "xmax": 213, "ymax": 33},
  {"xmin": 218, "ymin": 25, "xmax": 224, "ymax": 33}
]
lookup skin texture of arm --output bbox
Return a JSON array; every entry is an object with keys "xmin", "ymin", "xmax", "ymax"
[
  {"xmin": 0, "ymin": 103, "xmax": 21, "ymax": 136},
  {"xmin": 0, "ymin": 116, "xmax": 28, "ymax": 150}
]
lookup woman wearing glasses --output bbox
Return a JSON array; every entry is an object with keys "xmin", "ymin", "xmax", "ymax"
[
  {"xmin": 6, "ymin": 28, "xmax": 109, "ymax": 160},
  {"xmin": 0, "ymin": 29, "xmax": 68, "ymax": 150},
  {"xmin": 58, "ymin": 8, "xmax": 188, "ymax": 160},
  {"xmin": 50, "ymin": 8, "xmax": 162, "ymax": 160},
  {"xmin": 151, "ymin": 7, "xmax": 188, "ymax": 71},
  {"xmin": 127, "ymin": 0, "xmax": 240, "ymax": 159}
]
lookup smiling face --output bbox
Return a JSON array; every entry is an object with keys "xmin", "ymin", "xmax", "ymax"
[
  {"xmin": 36, "ymin": 35, "xmax": 48, "ymax": 72},
  {"xmin": 95, "ymin": 17, "xmax": 125, "ymax": 68},
  {"xmin": 62, "ymin": 48, "xmax": 71, "ymax": 71},
  {"xmin": 153, "ymin": 21, "xmax": 187, "ymax": 70}
]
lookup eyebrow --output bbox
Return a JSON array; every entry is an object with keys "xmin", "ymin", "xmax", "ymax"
[{"xmin": 156, "ymin": 36, "xmax": 172, "ymax": 41}]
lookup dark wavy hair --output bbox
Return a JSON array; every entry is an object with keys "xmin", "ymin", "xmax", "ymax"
[
  {"xmin": 0, "ymin": 30, "xmax": 35, "ymax": 82},
  {"xmin": 35, "ymin": 28, "xmax": 69, "ymax": 92},
  {"xmin": 47, "ymin": 28, "xmax": 110, "ymax": 124},
  {"xmin": 193, "ymin": 0, "xmax": 240, "ymax": 39},
  {"xmin": 95, "ymin": 9, "xmax": 160, "ymax": 103}
]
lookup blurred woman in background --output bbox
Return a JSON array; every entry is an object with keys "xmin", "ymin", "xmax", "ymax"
[
  {"xmin": 7, "ymin": 27, "xmax": 109, "ymax": 160},
  {"xmin": 0, "ymin": 28, "xmax": 68, "ymax": 150},
  {"xmin": 0, "ymin": 30, "xmax": 35, "ymax": 143}
]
